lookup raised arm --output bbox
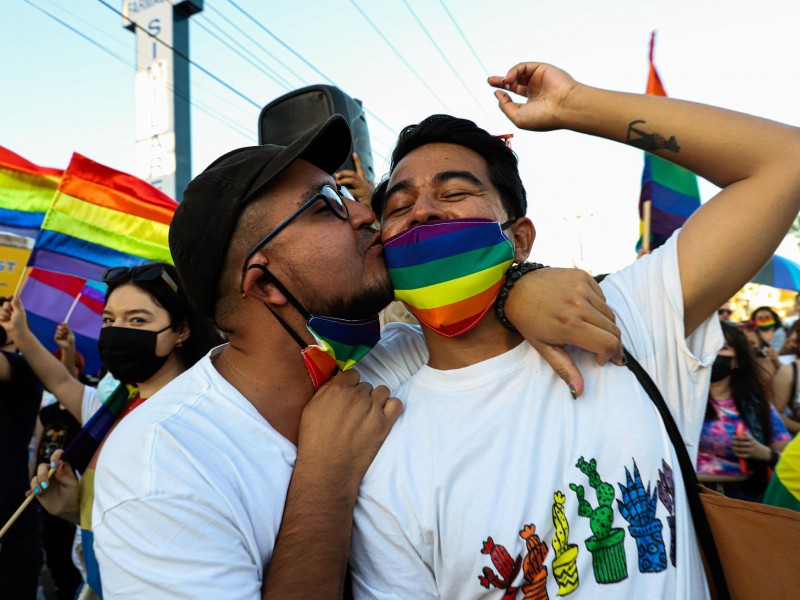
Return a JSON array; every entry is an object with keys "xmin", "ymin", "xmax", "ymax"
[
  {"xmin": 0, "ymin": 296, "xmax": 85, "ymax": 421},
  {"xmin": 490, "ymin": 62, "xmax": 800, "ymax": 335}
]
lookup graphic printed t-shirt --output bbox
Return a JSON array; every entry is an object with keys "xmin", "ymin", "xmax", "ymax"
[{"xmin": 351, "ymin": 232, "xmax": 722, "ymax": 600}]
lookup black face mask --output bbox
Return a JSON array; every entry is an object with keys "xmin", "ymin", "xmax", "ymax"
[
  {"xmin": 97, "ymin": 325, "xmax": 173, "ymax": 384},
  {"xmin": 710, "ymin": 355, "xmax": 734, "ymax": 382}
]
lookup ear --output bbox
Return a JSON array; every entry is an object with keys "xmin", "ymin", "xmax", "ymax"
[
  {"xmin": 241, "ymin": 256, "xmax": 289, "ymax": 308},
  {"xmin": 176, "ymin": 318, "xmax": 191, "ymax": 346},
  {"xmin": 507, "ymin": 217, "xmax": 536, "ymax": 263}
]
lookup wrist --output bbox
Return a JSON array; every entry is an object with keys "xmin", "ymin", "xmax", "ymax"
[
  {"xmin": 768, "ymin": 448, "xmax": 780, "ymax": 466},
  {"xmin": 495, "ymin": 262, "xmax": 549, "ymax": 331}
]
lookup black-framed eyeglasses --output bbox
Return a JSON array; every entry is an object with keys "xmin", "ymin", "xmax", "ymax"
[
  {"xmin": 103, "ymin": 264, "xmax": 179, "ymax": 294},
  {"xmin": 241, "ymin": 185, "xmax": 354, "ymax": 274},
  {"xmin": 717, "ymin": 308, "xmax": 733, "ymax": 316}
]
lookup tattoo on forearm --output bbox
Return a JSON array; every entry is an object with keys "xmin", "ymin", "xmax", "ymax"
[{"xmin": 626, "ymin": 120, "xmax": 680, "ymax": 152}]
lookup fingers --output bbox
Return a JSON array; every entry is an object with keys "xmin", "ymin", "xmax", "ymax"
[
  {"xmin": 530, "ymin": 341, "xmax": 585, "ymax": 398},
  {"xmin": 352, "ymin": 152, "xmax": 365, "ymax": 178}
]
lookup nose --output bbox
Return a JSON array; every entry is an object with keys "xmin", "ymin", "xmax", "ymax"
[
  {"xmin": 346, "ymin": 198, "xmax": 379, "ymax": 229},
  {"xmin": 406, "ymin": 192, "xmax": 447, "ymax": 227}
]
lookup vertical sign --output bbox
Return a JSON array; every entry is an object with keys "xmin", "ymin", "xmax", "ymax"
[{"xmin": 122, "ymin": 1, "xmax": 202, "ymax": 201}]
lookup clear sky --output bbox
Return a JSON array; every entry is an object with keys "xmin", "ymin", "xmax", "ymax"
[{"xmin": 3, "ymin": 0, "xmax": 799, "ymax": 274}]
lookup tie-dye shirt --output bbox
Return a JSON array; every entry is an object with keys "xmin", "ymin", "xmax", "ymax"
[{"xmin": 697, "ymin": 397, "xmax": 790, "ymax": 477}]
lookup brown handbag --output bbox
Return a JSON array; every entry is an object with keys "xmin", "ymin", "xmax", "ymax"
[{"xmin": 625, "ymin": 350, "xmax": 800, "ymax": 600}]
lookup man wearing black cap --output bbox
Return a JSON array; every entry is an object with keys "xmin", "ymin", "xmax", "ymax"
[{"xmin": 92, "ymin": 114, "xmax": 621, "ymax": 598}]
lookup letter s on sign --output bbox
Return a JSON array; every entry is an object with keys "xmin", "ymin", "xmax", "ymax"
[{"xmin": 148, "ymin": 18, "xmax": 161, "ymax": 36}]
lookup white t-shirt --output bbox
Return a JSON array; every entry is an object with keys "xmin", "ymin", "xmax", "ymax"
[
  {"xmin": 351, "ymin": 232, "xmax": 722, "ymax": 600},
  {"xmin": 92, "ymin": 323, "xmax": 427, "ymax": 599}
]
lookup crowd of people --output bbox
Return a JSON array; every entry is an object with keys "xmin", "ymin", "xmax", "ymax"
[{"xmin": 2, "ymin": 58, "xmax": 800, "ymax": 599}]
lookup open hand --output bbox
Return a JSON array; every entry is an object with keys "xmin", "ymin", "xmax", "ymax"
[
  {"xmin": 488, "ymin": 62, "xmax": 580, "ymax": 132},
  {"xmin": 504, "ymin": 267, "xmax": 623, "ymax": 397},
  {"xmin": 732, "ymin": 433, "xmax": 771, "ymax": 462}
]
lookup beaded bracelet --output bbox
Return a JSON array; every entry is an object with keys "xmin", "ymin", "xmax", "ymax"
[{"xmin": 495, "ymin": 262, "xmax": 549, "ymax": 331}]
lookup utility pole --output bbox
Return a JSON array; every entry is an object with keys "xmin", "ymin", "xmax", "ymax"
[{"xmin": 122, "ymin": 0, "xmax": 203, "ymax": 201}]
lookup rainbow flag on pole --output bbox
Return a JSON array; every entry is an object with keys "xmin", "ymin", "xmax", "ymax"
[
  {"xmin": 19, "ymin": 268, "xmax": 106, "ymax": 376},
  {"xmin": 0, "ymin": 147, "xmax": 62, "ymax": 239},
  {"xmin": 637, "ymin": 32, "xmax": 701, "ymax": 251},
  {"xmin": 28, "ymin": 153, "xmax": 177, "ymax": 281}
]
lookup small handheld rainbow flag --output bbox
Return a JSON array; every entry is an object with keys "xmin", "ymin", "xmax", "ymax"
[
  {"xmin": 19, "ymin": 268, "xmax": 106, "ymax": 376},
  {"xmin": 28, "ymin": 153, "xmax": 177, "ymax": 281},
  {"xmin": 61, "ymin": 382, "xmax": 136, "ymax": 475},
  {"xmin": 0, "ymin": 147, "xmax": 62, "ymax": 239},
  {"xmin": 637, "ymin": 32, "xmax": 701, "ymax": 252}
]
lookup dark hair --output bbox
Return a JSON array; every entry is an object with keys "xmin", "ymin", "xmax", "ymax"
[
  {"xmin": 705, "ymin": 322, "xmax": 774, "ymax": 444},
  {"xmin": 371, "ymin": 115, "xmax": 526, "ymax": 221},
  {"xmin": 749, "ymin": 306, "xmax": 782, "ymax": 330},
  {"xmin": 105, "ymin": 263, "xmax": 224, "ymax": 369}
]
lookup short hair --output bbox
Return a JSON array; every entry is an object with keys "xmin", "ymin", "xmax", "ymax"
[{"xmin": 372, "ymin": 115, "xmax": 526, "ymax": 221}]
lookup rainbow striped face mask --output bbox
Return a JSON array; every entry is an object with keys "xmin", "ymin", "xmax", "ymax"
[
  {"xmin": 247, "ymin": 264, "xmax": 381, "ymax": 390},
  {"xmin": 383, "ymin": 218, "xmax": 515, "ymax": 337}
]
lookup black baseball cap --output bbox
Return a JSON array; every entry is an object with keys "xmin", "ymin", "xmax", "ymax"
[{"xmin": 169, "ymin": 115, "xmax": 352, "ymax": 319}]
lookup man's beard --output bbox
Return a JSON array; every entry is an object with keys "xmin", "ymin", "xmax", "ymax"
[{"xmin": 305, "ymin": 273, "xmax": 394, "ymax": 320}]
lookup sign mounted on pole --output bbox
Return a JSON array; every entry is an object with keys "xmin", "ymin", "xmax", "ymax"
[{"xmin": 122, "ymin": 0, "xmax": 202, "ymax": 201}]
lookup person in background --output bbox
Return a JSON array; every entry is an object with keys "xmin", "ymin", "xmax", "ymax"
[
  {"xmin": 771, "ymin": 319, "xmax": 800, "ymax": 435},
  {"xmin": 716, "ymin": 304, "xmax": 733, "ymax": 321},
  {"xmin": 335, "ymin": 152, "xmax": 374, "ymax": 207},
  {"xmin": 697, "ymin": 322, "xmax": 790, "ymax": 501},
  {"xmin": 741, "ymin": 320, "xmax": 782, "ymax": 379},
  {"xmin": 0, "ymin": 323, "xmax": 44, "ymax": 600},
  {"xmin": 29, "ymin": 328, "xmax": 84, "ymax": 600},
  {"xmin": 1, "ymin": 263, "xmax": 224, "ymax": 599},
  {"xmin": 750, "ymin": 305, "xmax": 785, "ymax": 351}
]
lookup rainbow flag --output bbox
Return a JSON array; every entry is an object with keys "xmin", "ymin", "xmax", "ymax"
[
  {"xmin": 19, "ymin": 268, "xmax": 106, "ymax": 376},
  {"xmin": 763, "ymin": 434, "xmax": 800, "ymax": 512},
  {"xmin": 28, "ymin": 153, "xmax": 177, "ymax": 281},
  {"xmin": 637, "ymin": 33, "xmax": 701, "ymax": 251},
  {"xmin": 386, "ymin": 220, "xmax": 513, "ymax": 337},
  {"xmin": 0, "ymin": 147, "xmax": 62, "ymax": 238}
]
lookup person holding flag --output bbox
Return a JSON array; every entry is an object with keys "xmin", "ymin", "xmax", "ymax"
[{"xmin": 0, "ymin": 263, "xmax": 223, "ymax": 598}]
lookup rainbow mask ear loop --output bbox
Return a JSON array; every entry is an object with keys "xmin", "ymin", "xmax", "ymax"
[
  {"xmin": 383, "ymin": 218, "xmax": 515, "ymax": 337},
  {"xmin": 247, "ymin": 264, "xmax": 381, "ymax": 390}
]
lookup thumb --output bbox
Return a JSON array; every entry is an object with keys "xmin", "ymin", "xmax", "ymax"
[
  {"xmin": 494, "ymin": 90, "xmax": 521, "ymax": 124},
  {"xmin": 530, "ymin": 341, "xmax": 585, "ymax": 399}
]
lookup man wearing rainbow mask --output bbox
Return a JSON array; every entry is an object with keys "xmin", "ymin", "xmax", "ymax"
[
  {"xmin": 92, "ymin": 112, "xmax": 622, "ymax": 597},
  {"xmin": 348, "ymin": 61, "xmax": 800, "ymax": 599}
]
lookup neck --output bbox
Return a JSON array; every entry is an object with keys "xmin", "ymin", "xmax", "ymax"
[
  {"xmin": 214, "ymin": 319, "xmax": 316, "ymax": 446},
  {"xmin": 709, "ymin": 377, "xmax": 733, "ymax": 400},
  {"xmin": 423, "ymin": 314, "xmax": 524, "ymax": 370},
  {"xmin": 137, "ymin": 353, "xmax": 185, "ymax": 399}
]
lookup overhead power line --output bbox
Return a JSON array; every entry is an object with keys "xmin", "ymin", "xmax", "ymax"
[
  {"xmin": 400, "ymin": 0, "xmax": 492, "ymax": 121},
  {"xmin": 96, "ymin": 0, "xmax": 261, "ymax": 109},
  {"xmin": 437, "ymin": 0, "xmax": 489, "ymax": 74},
  {"xmin": 23, "ymin": 0, "xmax": 255, "ymax": 142}
]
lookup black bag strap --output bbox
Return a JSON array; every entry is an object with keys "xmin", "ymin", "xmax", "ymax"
[
  {"xmin": 623, "ymin": 348, "xmax": 730, "ymax": 600},
  {"xmin": 789, "ymin": 362, "xmax": 798, "ymax": 417}
]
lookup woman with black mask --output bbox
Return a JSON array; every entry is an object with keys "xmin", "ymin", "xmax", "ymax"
[
  {"xmin": 0, "ymin": 263, "xmax": 223, "ymax": 598},
  {"xmin": 696, "ymin": 321, "xmax": 791, "ymax": 502}
]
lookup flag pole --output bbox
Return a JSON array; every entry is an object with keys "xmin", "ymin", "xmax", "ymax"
[
  {"xmin": 63, "ymin": 292, "xmax": 83, "ymax": 325},
  {"xmin": 642, "ymin": 200, "xmax": 652, "ymax": 253},
  {"xmin": 12, "ymin": 266, "xmax": 28, "ymax": 298},
  {"xmin": 0, "ymin": 465, "xmax": 57, "ymax": 540}
]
